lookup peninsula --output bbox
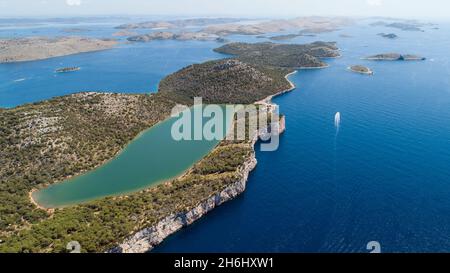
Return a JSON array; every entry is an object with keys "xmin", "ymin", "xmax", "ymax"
[
  {"xmin": 0, "ymin": 41, "xmax": 336, "ymax": 253},
  {"xmin": 0, "ymin": 37, "xmax": 117, "ymax": 63},
  {"xmin": 0, "ymin": 39, "xmax": 337, "ymax": 252}
]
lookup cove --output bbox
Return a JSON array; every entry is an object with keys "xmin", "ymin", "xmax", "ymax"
[{"xmin": 32, "ymin": 106, "xmax": 234, "ymax": 208}]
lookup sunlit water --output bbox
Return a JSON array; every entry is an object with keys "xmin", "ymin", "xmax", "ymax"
[{"xmin": 3, "ymin": 19, "xmax": 450, "ymax": 252}]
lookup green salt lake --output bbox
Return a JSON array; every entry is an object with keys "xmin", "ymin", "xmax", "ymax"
[{"xmin": 32, "ymin": 106, "xmax": 233, "ymax": 208}]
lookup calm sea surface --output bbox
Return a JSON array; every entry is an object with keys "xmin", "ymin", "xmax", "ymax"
[{"xmin": 2, "ymin": 19, "xmax": 450, "ymax": 252}]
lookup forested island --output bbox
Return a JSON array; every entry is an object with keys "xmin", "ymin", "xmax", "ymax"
[{"xmin": 214, "ymin": 41, "xmax": 340, "ymax": 68}]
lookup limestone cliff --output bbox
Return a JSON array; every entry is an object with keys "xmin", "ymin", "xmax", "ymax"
[{"xmin": 108, "ymin": 149, "xmax": 257, "ymax": 253}]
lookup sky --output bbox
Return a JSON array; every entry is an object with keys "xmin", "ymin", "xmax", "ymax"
[{"xmin": 0, "ymin": 0, "xmax": 448, "ymax": 18}]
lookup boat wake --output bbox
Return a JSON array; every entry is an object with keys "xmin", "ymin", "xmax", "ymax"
[{"xmin": 334, "ymin": 112, "xmax": 341, "ymax": 135}]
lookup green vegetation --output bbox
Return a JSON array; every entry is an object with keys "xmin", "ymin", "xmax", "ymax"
[
  {"xmin": 0, "ymin": 92, "xmax": 175, "ymax": 236},
  {"xmin": 0, "ymin": 50, "xmax": 298, "ymax": 252},
  {"xmin": 214, "ymin": 41, "xmax": 339, "ymax": 68},
  {"xmin": 0, "ymin": 139, "xmax": 252, "ymax": 253},
  {"xmin": 158, "ymin": 59, "xmax": 292, "ymax": 105}
]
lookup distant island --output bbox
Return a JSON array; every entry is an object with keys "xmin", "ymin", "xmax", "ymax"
[
  {"xmin": 268, "ymin": 32, "xmax": 319, "ymax": 41},
  {"xmin": 61, "ymin": 28, "xmax": 91, "ymax": 33},
  {"xmin": 369, "ymin": 20, "xmax": 428, "ymax": 32},
  {"xmin": 55, "ymin": 67, "xmax": 80, "ymax": 73},
  {"xmin": 214, "ymin": 41, "xmax": 340, "ymax": 69},
  {"xmin": 349, "ymin": 65, "xmax": 373, "ymax": 75},
  {"xmin": 364, "ymin": 53, "xmax": 426, "ymax": 61},
  {"xmin": 127, "ymin": 31, "xmax": 223, "ymax": 42},
  {"xmin": 377, "ymin": 33, "xmax": 398, "ymax": 39},
  {"xmin": 112, "ymin": 30, "xmax": 138, "ymax": 37},
  {"xmin": 116, "ymin": 18, "xmax": 243, "ymax": 30},
  {"xmin": 202, "ymin": 17, "xmax": 352, "ymax": 36},
  {"xmin": 269, "ymin": 34, "xmax": 301, "ymax": 41},
  {"xmin": 0, "ymin": 37, "xmax": 117, "ymax": 63},
  {"xmin": 121, "ymin": 17, "xmax": 352, "ymax": 43}
]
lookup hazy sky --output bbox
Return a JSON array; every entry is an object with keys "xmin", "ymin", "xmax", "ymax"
[{"xmin": 0, "ymin": 0, "xmax": 448, "ymax": 18}]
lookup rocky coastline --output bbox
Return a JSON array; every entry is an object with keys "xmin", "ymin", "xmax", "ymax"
[{"xmin": 107, "ymin": 72, "xmax": 297, "ymax": 253}]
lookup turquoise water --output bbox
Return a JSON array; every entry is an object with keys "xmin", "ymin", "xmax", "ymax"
[
  {"xmin": 4, "ymin": 19, "xmax": 450, "ymax": 252},
  {"xmin": 33, "ymin": 106, "xmax": 234, "ymax": 208}
]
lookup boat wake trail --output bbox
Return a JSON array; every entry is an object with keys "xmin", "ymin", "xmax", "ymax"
[
  {"xmin": 334, "ymin": 112, "xmax": 341, "ymax": 136},
  {"xmin": 333, "ymin": 112, "xmax": 341, "ymax": 180}
]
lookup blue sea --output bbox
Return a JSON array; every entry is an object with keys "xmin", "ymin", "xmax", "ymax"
[{"xmin": 2, "ymin": 18, "xmax": 450, "ymax": 252}]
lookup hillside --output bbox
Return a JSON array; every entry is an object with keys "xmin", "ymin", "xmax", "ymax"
[
  {"xmin": 0, "ymin": 93, "xmax": 176, "ymax": 236},
  {"xmin": 0, "ymin": 54, "xmax": 296, "ymax": 252},
  {"xmin": 158, "ymin": 59, "xmax": 292, "ymax": 104},
  {"xmin": 214, "ymin": 42, "xmax": 339, "ymax": 68}
]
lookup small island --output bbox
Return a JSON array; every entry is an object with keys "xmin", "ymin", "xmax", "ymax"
[
  {"xmin": 377, "ymin": 33, "xmax": 398, "ymax": 39},
  {"xmin": 55, "ymin": 67, "xmax": 80, "ymax": 73},
  {"xmin": 349, "ymin": 65, "xmax": 373, "ymax": 75},
  {"xmin": 364, "ymin": 53, "xmax": 426, "ymax": 61}
]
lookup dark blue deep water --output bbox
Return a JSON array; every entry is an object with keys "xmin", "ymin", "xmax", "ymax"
[{"xmin": 2, "ymin": 19, "xmax": 450, "ymax": 252}]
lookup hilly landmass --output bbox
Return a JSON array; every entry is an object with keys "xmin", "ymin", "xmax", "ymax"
[
  {"xmin": 214, "ymin": 41, "xmax": 340, "ymax": 68},
  {"xmin": 0, "ymin": 40, "xmax": 333, "ymax": 252}
]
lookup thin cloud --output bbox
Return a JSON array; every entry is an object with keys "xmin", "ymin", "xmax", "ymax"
[
  {"xmin": 366, "ymin": 0, "xmax": 383, "ymax": 6},
  {"xmin": 66, "ymin": 0, "xmax": 82, "ymax": 6}
]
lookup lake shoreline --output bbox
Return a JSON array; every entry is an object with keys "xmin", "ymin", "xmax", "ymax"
[{"xmin": 109, "ymin": 71, "xmax": 298, "ymax": 253}]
